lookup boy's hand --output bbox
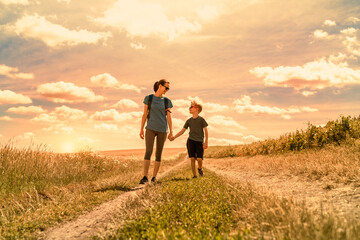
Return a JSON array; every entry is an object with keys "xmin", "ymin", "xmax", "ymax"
[{"xmin": 203, "ymin": 142, "xmax": 208, "ymax": 149}]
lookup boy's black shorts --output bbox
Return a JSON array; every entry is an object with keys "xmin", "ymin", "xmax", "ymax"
[{"xmin": 186, "ymin": 138, "xmax": 204, "ymax": 159}]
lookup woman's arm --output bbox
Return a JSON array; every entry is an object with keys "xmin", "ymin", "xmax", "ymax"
[
  {"xmin": 139, "ymin": 104, "xmax": 148, "ymax": 139},
  {"xmin": 203, "ymin": 127, "xmax": 208, "ymax": 149},
  {"xmin": 166, "ymin": 110, "xmax": 173, "ymax": 139}
]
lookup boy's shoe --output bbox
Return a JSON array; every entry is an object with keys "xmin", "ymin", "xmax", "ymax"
[
  {"xmin": 139, "ymin": 176, "xmax": 148, "ymax": 184},
  {"xmin": 198, "ymin": 168, "xmax": 204, "ymax": 177},
  {"xmin": 151, "ymin": 177, "xmax": 156, "ymax": 183},
  {"xmin": 192, "ymin": 176, "xmax": 198, "ymax": 179}
]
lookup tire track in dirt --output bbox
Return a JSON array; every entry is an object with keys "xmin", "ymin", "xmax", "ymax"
[
  {"xmin": 205, "ymin": 162, "xmax": 360, "ymax": 220},
  {"xmin": 43, "ymin": 156, "xmax": 188, "ymax": 240}
]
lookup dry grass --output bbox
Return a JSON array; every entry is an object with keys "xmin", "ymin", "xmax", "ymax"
[
  {"xmin": 206, "ymin": 144, "xmax": 360, "ymax": 185},
  {"xmin": 0, "ymin": 143, "xmax": 185, "ymax": 239}
]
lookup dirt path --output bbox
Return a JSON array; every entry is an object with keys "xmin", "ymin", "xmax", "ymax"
[
  {"xmin": 205, "ymin": 160, "xmax": 360, "ymax": 220},
  {"xmin": 43, "ymin": 156, "xmax": 188, "ymax": 240}
]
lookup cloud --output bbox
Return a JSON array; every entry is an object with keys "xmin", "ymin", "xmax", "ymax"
[
  {"xmin": 16, "ymin": 132, "xmax": 35, "ymax": 141},
  {"xmin": 0, "ymin": 0, "xmax": 29, "ymax": 5},
  {"xmin": 207, "ymin": 115, "xmax": 246, "ymax": 129},
  {"xmin": 173, "ymin": 96, "xmax": 228, "ymax": 116},
  {"xmin": 90, "ymin": 73, "xmax": 143, "ymax": 93},
  {"xmin": 112, "ymin": 99, "xmax": 139, "ymax": 109},
  {"xmin": 6, "ymin": 106, "xmax": 46, "ymax": 114},
  {"xmin": 196, "ymin": 5, "xmax": 219, "ymax": 21},
  {"xmin": 9, "ymin": 14, "xmax": 111, "ymax": 47},
  {"xmin": 209, "ymin": 137, "xmax": 244, "ymax": 146},
  {"xmin": 130, "ymin": 42, "xmax": 146, "ymax": 50},
  {"xmin": 90, "ymin": 109, "xmax": 142, "ymax": 122},
  {"xmin": 233, "ymin": 95, "xmax": 318, "ymax": 120},
  {"xmin": 38, "ymin": 81, "xmax": 105, "ymax": 103},
  {"xmin": 0, "ymin": 116, "xmax": 12, "ymax": 121},
  {"xmin": 95, "ymin": 0, "xmax": 201, "ymax": 40},
  {"xmin": 57, "ymin": 0, "xmax": 70, "ymax": 3},
  {"xmin": 250, "ymin": 56, "xmax": 360, "ymax": 90},
  {"xmin": 0, "ymin": 90, "xmax": 32, "ymax": 104},
  {"xmin": 301, "ymin": 90, "xmax": 317, "ymax": 97},
  {"xmin": 31, "ymin": 113, "xmax": 60, "ymax": 123},
  {"xmin": 313, "ymin": 29, "xmax": 329, "ymax": 39},
  {"xmin": 323, "ymin": 19, "xmax": 336, "ymax": 26},
  {"xmin": 0, "ymin": 64, "xmax": 34, "ymax": 79},
  {"xmin": 43, "ymin": 124, "xmax": 74, "ymax": 134},
  {"xmin": 94, "ymin": 123, "xmax": 118, "ymax": 131},
  {"xmin": 51, "ymin": 105, "xmax": 87, "ymax": 120},
  {"xmin": 347, "ymin": 17, "xmax": 360, "ymax": 24}
]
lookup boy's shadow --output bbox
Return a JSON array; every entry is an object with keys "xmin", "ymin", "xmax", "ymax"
[{"xmin": 169, "ymin": 177, "xmax": 191, "ymax": 182}]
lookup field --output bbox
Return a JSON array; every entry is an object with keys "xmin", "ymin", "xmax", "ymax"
[{"xmin": 1, "ymin": 116, "xmax": 360, "ymax": 239}]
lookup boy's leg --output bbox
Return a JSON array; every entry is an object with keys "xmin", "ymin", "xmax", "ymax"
[
  {"xmin": 191, "ymin": 158, "xmax": 197, "ymax": 177},
  {"xmin": 198, "ymin": 158, "xmax": 203, "ymax": 169}
]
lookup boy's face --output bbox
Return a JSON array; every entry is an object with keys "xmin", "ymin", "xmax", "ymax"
[{"xmin": 189, "ymin": 105, "xmax": 199, "ymax": 114}]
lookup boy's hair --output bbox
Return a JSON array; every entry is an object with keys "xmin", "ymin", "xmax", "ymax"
[
  {"xmin": 191, "ymin": 101, "xmax": 202, "ymax": 113},
  {"xmin": 153, "ymin": 79, "xmax": 169, "ymax": 92}
]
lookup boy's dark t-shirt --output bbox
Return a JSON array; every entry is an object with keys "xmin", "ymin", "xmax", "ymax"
[{"xmin": 183, "ymin": 116, "xmax": 208, "ymax": 143}]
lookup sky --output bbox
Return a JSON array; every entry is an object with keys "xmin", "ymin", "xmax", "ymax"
[{"xmin": 1, "ymin": 0, "xmax": 360, "ymax": 153}]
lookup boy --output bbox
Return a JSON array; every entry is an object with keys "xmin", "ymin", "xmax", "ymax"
[{"xmin": 170, "ymin": 101, "xmax": 208, "ymax": 178}]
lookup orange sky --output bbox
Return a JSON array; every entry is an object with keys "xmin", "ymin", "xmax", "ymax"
[{"xmin": 1, "ymin": 0, "xmax": 360, "ymax": 152}]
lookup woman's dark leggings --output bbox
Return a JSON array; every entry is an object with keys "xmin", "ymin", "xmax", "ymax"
[{"xmin": 144, "ymin": 129, "xmax": 167, "ymax": 162}]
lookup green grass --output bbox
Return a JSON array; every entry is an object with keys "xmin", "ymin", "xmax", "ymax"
[{"xmin": 101, "ymin": 169, "xmax": 360, "ymax": 239}]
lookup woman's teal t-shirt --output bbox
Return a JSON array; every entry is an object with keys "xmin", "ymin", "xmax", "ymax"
[{"xmin": 144, "ymin": 95, "xmax": 173, "ymax": 133}]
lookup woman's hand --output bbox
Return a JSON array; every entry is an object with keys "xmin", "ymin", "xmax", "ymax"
[{"xmin": 140, "ymin": 129, "xmax": 144, "ymax": 139}]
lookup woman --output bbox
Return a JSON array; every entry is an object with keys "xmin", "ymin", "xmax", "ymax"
[{"xmin": 139, "ymin": 79, "xmax": 173, "ymax": 184}]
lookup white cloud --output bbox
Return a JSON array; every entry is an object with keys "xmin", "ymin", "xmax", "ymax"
[
  {"xmin": 6, "ymin": 106, "xmax": 46, "ymax": 114},
  {"xmin": 90, "ymin": 73, "xmax": 143, "ymax": 93},
  {"xmin": 95, "ymin": 0, "xmax": 201, "ymax": 40},
  {"xmin": 250, "ymin": 56, "xmax": 360, "ymax": 90},
  {"xmin": 0, "ymin": 90, "xmax": 32, "ymax": 104},
  {"xmin": 0, "ymin": 64, "xmax": 34, "ymax": 79},
  {"xmin": 78, "ymin": 137, "xmax": 94, "ymax": 144},
  {"xmin": 31, "ymin": 113, "xmax": 60, "ymax": 123},
  {"xmin": 52, "ymin": 105, "xmax": 87, "ymax": 120},
  {"xmin": 16, "ymin": 132, "xmax": 35, "ymax": 141},
  {"xmin": 233, "ymin": 95, "xmax": 318, "ymax": 119},
  {"xmin": 301, "ymin": 90, "xmax": 317, "ymax": 97},
  {"xmin": 0, "ymin": 0, "xmax": 29, "ymax": 5},
  {"xmin": 323, "ymin": 19, "xmax": 336, "ymax": 26},
  {"xmin": 196, "ymin": 5, "xmax": 219, "ymax": 21},
  {"xmin": 94, "ymin": 123, "xmax": 118, "ymax": 131},
  {"xmin": 57, "ymin": 0, "xmax": 70, "ymax": 3},
  {"xmin": 112, "ymin": 99, "xmax": 139, "ymax": 109},
  {"xmin": 130, "ymin": 42, "xmax": 146, "ymax": 50},
  {"xmin": 43, "ymin": 124, "xmax": 74, "ymax": 134},
  {"xmin": 37, "ymin": 81, "xmax": 105, "ymax": 103},
  {"xmin": 172, "ymin": 117, "xmax": 186, "ymax": 129},
  {"xmin": 313, "ymin": 29, "xmax": 329, "ymax": 39},
  {"xmin": 209, "ymin": 137, "xmax": 244, "ymax": 146},
  {"xmin": 0, "ymin": 116, "xmax": 12, "ymax": 121},
  {"xmin": 347, "ymin": 17, "xmax": 360, "ymax": 24},
  {"xmin": 9, "ymin": 14, "xmax": 111, "ymax": 47},
  {"xmin": 207, "ymin": 115, "xmax": 246, "ymax": 129},
  {"xmin": 90, "ymin": 109, "xmax": 142, "ymax": 122}
]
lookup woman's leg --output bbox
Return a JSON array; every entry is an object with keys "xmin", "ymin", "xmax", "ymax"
[
  {"xmin": 153, "ymin": 132, "xmax": 167, "ymax": 177},
  {"xmin": 144, "ymin": 129, "xmax": 156, "ymax": 177}
]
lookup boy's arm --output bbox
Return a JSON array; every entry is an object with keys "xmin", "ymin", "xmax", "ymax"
[
  {"xmin": 172, "ymin": 128, "xmax": 186, "ymax": 140},
  {"xmin": 203, "ymin": 127, "xmax": 208, "ymax": 149}
]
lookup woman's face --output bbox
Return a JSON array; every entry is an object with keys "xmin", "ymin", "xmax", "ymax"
[{"xmin": 161, "ymin": 82, "xmax": 170, "ymax": 95}]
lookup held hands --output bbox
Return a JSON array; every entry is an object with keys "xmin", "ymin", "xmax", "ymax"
[{"xmin": 168, "ymin": 133, "xmax": 175, "ymax": 141}]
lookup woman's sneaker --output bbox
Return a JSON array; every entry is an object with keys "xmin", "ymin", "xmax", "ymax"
[
  {"xmin": 139, "ymin": 176, "xmax": 148, "ymax": 184},
  {"xmin": 151, "ymin": 177, "xmax": 156, "ymax": 183},
  {"xmin": 198, "ymin": 168, "xmax": 204, "ymax": 177}
]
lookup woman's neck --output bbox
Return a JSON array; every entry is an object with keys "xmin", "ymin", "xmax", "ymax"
[{"xmin": 154, "ymin": 91, "xmax": 162, "ymax": 97}]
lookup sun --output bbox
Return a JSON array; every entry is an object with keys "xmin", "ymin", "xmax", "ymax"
[{"xmin": 62, "ymin": 142, "xmax": 75, "ymax": 153}]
